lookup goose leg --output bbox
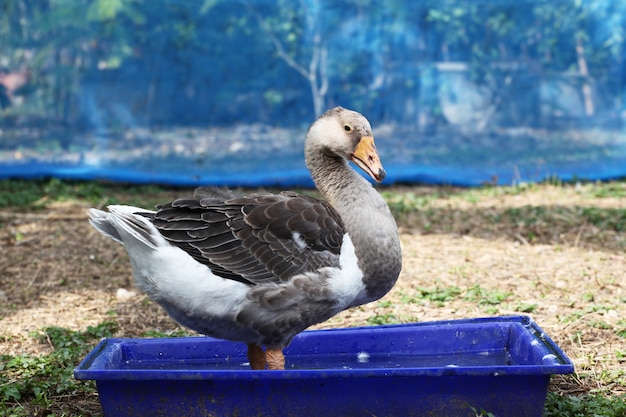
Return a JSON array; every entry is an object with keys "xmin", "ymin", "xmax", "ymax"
[
  {"xmin": 247, "ymin": 343, "xmax": 266, "ymax": 370},
  {"xmin": 266, "ymin": 348, "xmax": 285, "ymax": 370}
]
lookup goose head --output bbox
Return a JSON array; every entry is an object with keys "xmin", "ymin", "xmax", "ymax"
[{"xmin": 305, "ymin": 107, "xmax": 386, "ymax": 182}]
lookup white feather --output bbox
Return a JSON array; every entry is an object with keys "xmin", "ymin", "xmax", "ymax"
[
  {"xmin": 90, "ymin": 208, "xmax": 370, "ymax": 340},
  {"xmin": 89, "ymin": 206, "xmax": 249, "ymax": 324},
  {"xmin": 326, "ymin": 234, "xmax": 367, "ymax": 310},
  {"xmin": 291, "ymin": 231, "xmax": 307, "ymax": 250}
]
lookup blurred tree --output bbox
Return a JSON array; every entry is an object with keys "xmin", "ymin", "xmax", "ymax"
[
  {"xmin": 426, "ymin": 0, "xmax": 626, "ymax": 129},
  {"xmin": 0, "ymin": 0, "xmax": 624, "ymax": 130},
  {"xmin": 241, "ymin": 0, "xmax": 328, "ymax": 117}
]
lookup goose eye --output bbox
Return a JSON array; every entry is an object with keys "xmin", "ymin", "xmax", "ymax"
[{"xmin": 344, "ymin": 125, "xmax": 352, "ymax": 132}]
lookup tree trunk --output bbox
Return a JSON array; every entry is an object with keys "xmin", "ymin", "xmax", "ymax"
[{"xmin": 576, "ymin": 37, "xmax": 594, "ymax": 117}]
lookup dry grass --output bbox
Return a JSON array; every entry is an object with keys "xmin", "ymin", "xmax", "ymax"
[{"xmin": 1, "ymin": 183, "xmax": 625, "ymax": 412}]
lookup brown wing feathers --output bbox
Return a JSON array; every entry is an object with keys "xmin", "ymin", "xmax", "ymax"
[{"xmin": 150, "ymin": 192, "xmax": 346, "ymax": 286}]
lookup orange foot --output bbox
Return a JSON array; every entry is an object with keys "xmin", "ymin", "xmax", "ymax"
[
  {"xmin": 266, "ymin": 348, "xmax": 285, "ymax": 370},
  {"xmin": 247, "ymin": 343, "xmax": 266, "ymax": 370}
]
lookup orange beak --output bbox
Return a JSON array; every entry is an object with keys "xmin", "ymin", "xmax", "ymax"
[{"xmin": 351, "ymin": 136, "xmax": 386, "ymax": 182}]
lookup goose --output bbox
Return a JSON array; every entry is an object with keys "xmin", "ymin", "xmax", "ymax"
[{"xmin": 88, "ymin": 107, "xmax": 402, "ymax": 370}]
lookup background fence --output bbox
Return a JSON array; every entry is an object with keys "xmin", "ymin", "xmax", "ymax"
[{"xmin": 1, "ymin": 0, "xmax": 625, "ymax": 186}]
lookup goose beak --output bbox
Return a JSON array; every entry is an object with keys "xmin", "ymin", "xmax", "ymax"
[{"xmin": 351, "ymin": 136, "xmax": 386, "ymax": 182}]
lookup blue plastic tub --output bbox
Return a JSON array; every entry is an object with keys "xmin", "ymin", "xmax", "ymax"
[{"xmin": 74, "ymin": 316, "xmax": 573, "ymax": 417}]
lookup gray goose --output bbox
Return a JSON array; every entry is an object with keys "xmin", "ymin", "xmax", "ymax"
[{"xmin": 88, "ymin": 107, "xmax": 402, "ymax": 370}]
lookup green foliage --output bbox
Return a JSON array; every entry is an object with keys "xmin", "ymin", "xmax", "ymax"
[
  {"xmin": 34, "ymin": 323, "xmax": 117, "ymax": 349},
  {"xmin": 514, "ymin": 303, "xmax": 538, "ymax": 314},
  {"xmin": 580, "ymin": 207, "xmax": 626, "ymax": 232},
  {"xmin": 464, "ymin": 285, "xmax": 511, "ymax": 306},
  {"xmin": 505, "ymin": 199, "xmax": 626, "ymax": 235},
  {"xmin": 468, "ymin": 405, "xmax": 496, "ymax": 417},
  {"xmin": 141, "ymin": 328, "xmax": 190, "ymax": 338},
  {"xmin": 419, "ymin": 286, "xmax": 462, "ymax": 303},
  {"xmin": 0, "ymin": 322, "xmax": 117, "ymax": 412},
  {"xmin": 382, "ymin": 191, "xmax": 436, "ymax": 215},
  {"xmin": 366, "ymin": 313, "xmax": 399, "ymax": 325},
  {"xmin": 544, "ymin": 393, "xmax": 626, "ymax": 417},
  {"xmin": 0, "ymin": 178, "xmax": 180, "ymax": 209},
  {"xmin": 87, "ymin": 0, "xmax": 127, "ymax": 22},
  {"xmin": 562, "ymin": 304, "xmax": 615, "ymax": 324},
  {"xmin": 0, "ymin": 178, "xmax": 112, "ymax": 207},
  {"xmin": 3, "ymin": 0, "xmax": 626, "ymax": 123},
  {"xmin": 384, "ymin": 180, "xmax": 626, "ymax": 253},
  {"xmin": 589, "ymin": 182, "xmax": 626, "ymax": 198},
  {"xmin": 396, "ymin": 286, "xmax": 463, "ymax": 310}
]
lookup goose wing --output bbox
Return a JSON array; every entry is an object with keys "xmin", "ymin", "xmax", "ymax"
[{"xmin": 151, "ymin": 191, "xmax": 346, "ymax": 286}]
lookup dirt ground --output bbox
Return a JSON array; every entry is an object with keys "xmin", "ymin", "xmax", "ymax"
[{"xmin": 1, "ymin": 184, "xmax": 625, "ymax": 404}]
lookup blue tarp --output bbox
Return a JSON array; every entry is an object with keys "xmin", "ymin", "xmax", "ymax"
[{"xmin": 1, "ymin": 0, "xmax": 625, "ymax": 187}]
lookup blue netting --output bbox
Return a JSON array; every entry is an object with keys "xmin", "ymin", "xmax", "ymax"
[{"xmin": 1, "ymin": 0, "xmax": 625, "ymax": 187}]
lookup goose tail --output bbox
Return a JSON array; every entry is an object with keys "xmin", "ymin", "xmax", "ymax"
[{"xmin": 89, "ymin": 205, "xmax": 160, "ymax": 248}]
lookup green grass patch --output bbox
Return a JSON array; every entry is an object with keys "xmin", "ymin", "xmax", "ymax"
[
  {"xmin": 3, "ymin": 179, "xmax": 626, "ymax": 242},
  {"xmin": 366, "ymin": 313, "xmax": 399, "ymax": 325},
  {"xmin": 617, "ymin": 321, "xmax": 626, "ymax": 339},
  {"xmin": 562, "ymin": 304, "xmax": 616, "ymax": 324},
  {"xmin": 416, "ymin": 286, "xmax": 462, "ymax": 303},
  {"xmin": 544, "ymin": 393, "xmax": 626, "ymax": 417},
  {"xmin": 141, "ymin": 329, "xmax": 191, "ymax": 338},
  {"xmin": 513, "ymin": 303, "xmax": 538, "ymax": 313},
  {"xmin": 400, "ymin": 286, "xmax": 462, "ymax": 305},
  {"xmin": 464, "ymin": 284, "xmax": 511, "ymax": 306},
  {"xmin": 469, "ymin": 405, "xmax": 496, "ymax": 417},
  {"xmin": 588, "ymin": 182, "xmax": 626, "ymax": 198},
  {"xmin": 401, "ymin": 284, "xmax": 513, "ymax": 311},
  {"xmin": 0, "ymin": 178, "xmax": 182, "ymax": 210},
  {"xmin": 589, "ymin": 321, "xmax": 613, "ymax": 330},
  {"xmin": 495, "ymin": 204, "xmax": 626, "ymax": 234},
  {"xmin": 382, "ymin": 191, "xmax": 436, "ymax": 215},
  {"xmin": 380, "ymin": 180, "xmax": 626, "ymax": 252},
  {"xmin": 0, "ymin": 322, "xmax": 117, "ymax": 416}
]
